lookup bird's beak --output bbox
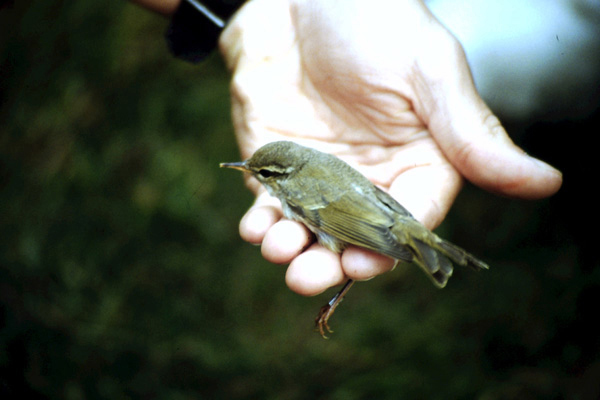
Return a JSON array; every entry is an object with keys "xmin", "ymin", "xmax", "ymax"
[{"xmin": 219, "ymin": 161, "xmax": 249, "ymax": 173}]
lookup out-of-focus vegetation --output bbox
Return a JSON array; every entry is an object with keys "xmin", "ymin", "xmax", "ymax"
[{"xmin": 1, "ymin": 1, "xmax": 598, "ymax": 399}]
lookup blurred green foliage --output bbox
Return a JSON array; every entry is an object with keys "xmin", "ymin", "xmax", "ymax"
[{"xmin": 1, "ymin": 1, "xmax": 599, "ymax": 399}]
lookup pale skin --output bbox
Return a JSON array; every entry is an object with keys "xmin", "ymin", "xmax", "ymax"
[{"xmin": 134, "ymin": 0, "xmax": 563, "ymax": 296}]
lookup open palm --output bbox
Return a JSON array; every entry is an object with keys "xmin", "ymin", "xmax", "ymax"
[{"xmin": 219, "ymin": 0, "xmax": 562, "ymax": 296}]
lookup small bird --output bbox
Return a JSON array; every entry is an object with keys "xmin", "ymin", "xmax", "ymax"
[{"xmin": 221, "ymin": 141, "xmax": 488, "ymax": 337}]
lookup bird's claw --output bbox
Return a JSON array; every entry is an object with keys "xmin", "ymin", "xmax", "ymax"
[
  {"xmin": 315, "ymin": 304, "xmax": 335, "ymax": 339},
  {"xmin": 314, "ymin": 279, "xmax": 355, "ymax": 339}
]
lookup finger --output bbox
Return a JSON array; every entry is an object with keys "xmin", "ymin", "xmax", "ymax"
[
  {"xmin": 285, "ymin": 244, "xmax": 346, "ymax": 296},
  {"xmin": 261, "ymin": 219, "xmax": 313, "ymax": 264},
  {"xmin": 239, "ymin": 192, "xmax": 282, "ymax": 244},
  {"xmin": 415, "ymin": 32, "xmax": 563, "ymax": 199},
  {"xmin": 341, "ymin": 246, "xmax": 396, "ymax": 281},
  {"xmin": 451, "ymin": 129, "xmax": 562, "ymax": 200}
]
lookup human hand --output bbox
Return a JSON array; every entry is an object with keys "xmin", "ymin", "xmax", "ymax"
[
  {"xmin": 219, "ymin": 0, "xmax": 563, "ymax": 296},
  {"xmin": 129, "ymin": 0, "xmax": 180, "ymax": 15}
]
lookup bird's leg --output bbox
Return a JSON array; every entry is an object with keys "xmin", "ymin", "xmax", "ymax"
[{"xmin": 315, "ymin": 279, "xmax": 355, "ymax": 338}]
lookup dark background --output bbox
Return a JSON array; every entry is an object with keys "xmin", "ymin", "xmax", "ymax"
[{"xmin": 1, "ymin": 1, "xmax": 599, "ymax": 399}]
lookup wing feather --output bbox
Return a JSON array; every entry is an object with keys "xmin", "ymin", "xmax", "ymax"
[{"xmin": 297, "ymin": 193, "xmax": 414, "ymax": 261}]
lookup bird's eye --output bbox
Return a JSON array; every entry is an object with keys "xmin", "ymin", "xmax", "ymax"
[{"xmin": 258, "ymin": 169, "xmax": 280, "ymax": 178}]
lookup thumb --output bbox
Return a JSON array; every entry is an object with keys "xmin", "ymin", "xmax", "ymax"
[{"xmin": 417, "ymin": 35, "xmax": 563, "ymax": 199}]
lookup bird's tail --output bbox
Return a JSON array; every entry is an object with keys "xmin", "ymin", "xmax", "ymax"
[{"xmin": 410, "ymin": 235, "xmax": 489, "ymax": 288}]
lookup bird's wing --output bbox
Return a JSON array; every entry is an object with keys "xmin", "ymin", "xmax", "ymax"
[
  {"xmin": 372, "ymin": 186, "xmax": 414, "ymax": 218},
  {"xmin": 296, "ymin": 192, "xmax": 414, "ymax": 261}
]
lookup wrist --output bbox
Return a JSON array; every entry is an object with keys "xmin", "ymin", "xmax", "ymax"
[{"xmin": 130, "ymin": 0, "xmax": 181, "ymax": 15}]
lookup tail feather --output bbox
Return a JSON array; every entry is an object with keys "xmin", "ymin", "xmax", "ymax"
[
  {"xmin": 412, "ymin": 238, "xmax": 454, "ymax": 288},
  {"xmin": 410, "ymin": 237, "xmax": 489, "ymax": 288},
  {"xmin": 437, "ymin": 239, "xmax": 489, "ymax": 271}
]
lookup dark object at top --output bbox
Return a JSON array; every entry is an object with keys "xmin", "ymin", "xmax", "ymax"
[{"xmin": 166, "ymin": 0, "xmax": 245, "ymax": 63}]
